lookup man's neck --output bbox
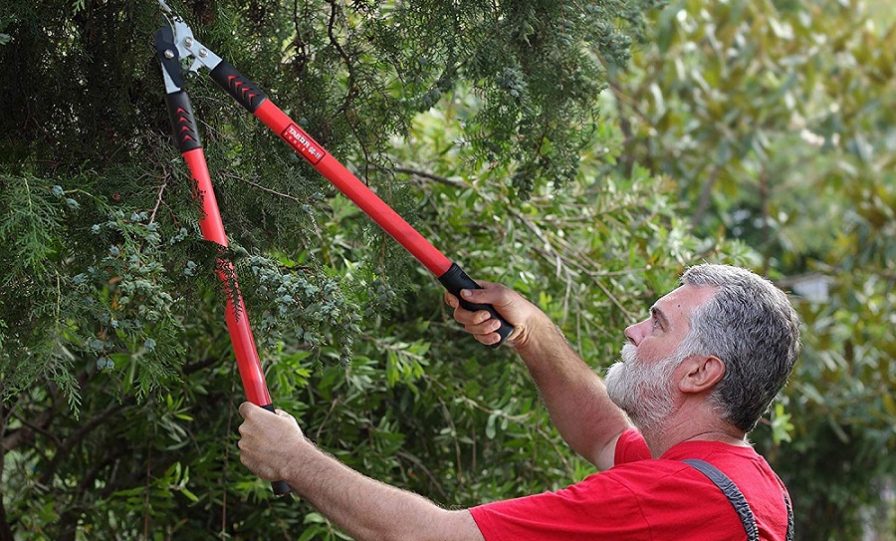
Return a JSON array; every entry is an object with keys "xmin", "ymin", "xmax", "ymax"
[{"xmin": 640, "ymin": 415, "xmax": 748, "ymax": 458}]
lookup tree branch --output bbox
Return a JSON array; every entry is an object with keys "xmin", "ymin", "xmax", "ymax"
[
  {"xmin": 38, "ymin": 401, "xmax": 127, "ymax": 486},
  {"xmin": 2, "ymin": 408, "xmax": 56, "ymax": 451},
  {"xmin": 183, "ymin": 356, "xmax": 224, "ymax": 376}
]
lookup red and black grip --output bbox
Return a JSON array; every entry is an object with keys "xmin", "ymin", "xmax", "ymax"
[
  {"xmin": 438, "ymin": 263, "xmax": 514, "ymax": 348},
  {"xmin": 167, "ymin": 97, "xmax": 290, "ymax": 495},
  {"xmin": 165, "ymin": 91, "xmax": 202, "ymax": 152},
  {"xmin": 210, "ymin": 61, "xmax": 267, "ymax": 113},
  {"xmin": 207, "ymin": 68, "xmax": 514, "ymax": 346}
]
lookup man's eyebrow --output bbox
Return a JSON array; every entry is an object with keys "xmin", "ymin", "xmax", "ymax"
[{"xmin": 650, "ymin": 305, "xmax": 670, "ymax": 329}]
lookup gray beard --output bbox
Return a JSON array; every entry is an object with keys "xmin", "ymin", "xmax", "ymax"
[{"xmin": 605, "ymin": 344, "xmax": 682, "ymax": 433}]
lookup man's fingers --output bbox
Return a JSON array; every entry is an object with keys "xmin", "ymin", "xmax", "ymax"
[
  {"xmin": 446, "ymin": 281, "xmax": 527, "ymax": 346},
  {"xmin": 468, "ymin": 330, "xmax": 502, "ymax": 346},
  {"xmin": 241, "ymin": 401, "xmax": 286, "ymax": 420},
  {"xmin": 454, "ymin": 306, "xmax": 493, "ymax": 326},
  {"xmin": 465, "ymin": 318, "xmax": 502, "ymax": 336}
]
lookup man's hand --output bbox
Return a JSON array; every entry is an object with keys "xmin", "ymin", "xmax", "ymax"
[
  {"xmin": 238, "ymin": 402, "xmax": 308, "ymax": 481},
  {"xmin": 237, "ymin": 403, "xmax": 485, "ymax": 541},
  {"xmin": 449, "ymin": 282, "xmax": 630, "ymax": 469},
  {"xmin": 444, "ymin": 281, "xmax": 546, "ymax": 348}
]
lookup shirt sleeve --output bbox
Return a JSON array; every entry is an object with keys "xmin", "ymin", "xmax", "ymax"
[
  {"xmin": 614, "ymin": 428, "xmax": 651, "ymax": 466},
  {"xmin": 468, "ymin": 475, "xmax": 651, "ymax": 541}
]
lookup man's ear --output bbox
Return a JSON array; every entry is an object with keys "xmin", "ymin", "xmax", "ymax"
[{"xmin": 678, "ymin": 355, "xmax": 725, "ymax": 394}]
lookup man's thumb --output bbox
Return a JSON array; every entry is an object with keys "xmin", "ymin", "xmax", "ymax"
[
  {"xmin": 460, "ymin": 283, "xmax": 506, "ymax": 305},
  {"xmin": 460, "ymin": 288, "xmax": 487, "ymax": 302}
]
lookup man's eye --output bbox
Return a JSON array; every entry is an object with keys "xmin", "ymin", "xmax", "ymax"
[{"xmin": 652, "ymin": 318, "xmax": 661, "ymax": 330}]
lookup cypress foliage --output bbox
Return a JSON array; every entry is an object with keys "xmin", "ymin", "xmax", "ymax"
[
  {"xmin": 1, "ymin": 0, "xmax": 650, "ymax": 397},
  {"xmin": 0, "ymin": 1, "xmax": 655, "ymax": 538}
]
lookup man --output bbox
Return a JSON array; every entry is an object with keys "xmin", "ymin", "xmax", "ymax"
[{"xmin": 238, "ymin": 264, "xmax": 800, "ymax": 540}]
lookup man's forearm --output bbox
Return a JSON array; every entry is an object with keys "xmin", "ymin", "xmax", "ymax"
[
  {"xmin": 514, "ymin": 313, "xmax": 631, "ymax": 469},
  {"xmin": 284, "ymin": 442, "xmax": 483, "ymax": 541}
]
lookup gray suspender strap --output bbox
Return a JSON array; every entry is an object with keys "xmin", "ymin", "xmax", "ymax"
[
  {"xmin": 775, "ymin": 475, "xmax": 795, "ymax": 541},
  {"xmin": 784, "ymin": 496, "xmax": 794, "ymax": 541},
  {"xmin": 683, "ymin": 459, "xmax": 794, "ymax": 540},
  {"xmin": 683, "ymin": 459, "xmax": 759, "ymax": 541}
]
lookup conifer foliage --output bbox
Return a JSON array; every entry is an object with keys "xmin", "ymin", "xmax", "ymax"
[
  {"xmin": 1, "ymin": 1, "xmax": 657, "ymax": 538},
  {"xmin": 1, "ymin": 0, "xmax": 649, "ymax": 403}
]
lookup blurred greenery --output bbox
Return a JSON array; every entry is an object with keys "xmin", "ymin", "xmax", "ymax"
[
  {"xmin": 608, "ymin": 1, "xmax": 896, "ymax": 537},
  {"xmin": 0, "ymin": 0, "xmax": 893, "ymax": 540}
]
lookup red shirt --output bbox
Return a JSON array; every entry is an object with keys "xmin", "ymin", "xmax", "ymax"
[{"xmin": 469, "ymin": 429, "xmax": 791, "ymax": 540}]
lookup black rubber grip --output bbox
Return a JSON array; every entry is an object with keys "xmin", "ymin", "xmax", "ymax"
[
  {"xmin": 165, "ymin": 91, "xmax": 202, "ymax": 152},
  {"xmin": 210, "ymin": 61, "xmax": 267, "ymax": 113},
  {"xmin": 438, "ymin": 262, "xmax": 514, "ymax": 348},
  {"xmin": 260, "ymin": 404, "xmax": 292, "ymax": 497}
]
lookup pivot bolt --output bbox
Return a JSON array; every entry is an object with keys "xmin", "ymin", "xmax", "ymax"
[
  {"xmin": 184, "ymin": 37, "xmax": 194, "ymax": 47},
  {"xmin": 199, "ymin": 48, "xmax": 208, "ymax": 58},
  {"xmin": 164, "ymin": 49, "xmax": 175, "ymax": 59}
]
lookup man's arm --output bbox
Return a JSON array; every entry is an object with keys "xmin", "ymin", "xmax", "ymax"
[
  {"xmin": 447, "ymin": 283, "xmax": 631, "ymax": 470},
  {"xmin": 238, "ymin": 403, "xmax": 484, "ymax": 541}
]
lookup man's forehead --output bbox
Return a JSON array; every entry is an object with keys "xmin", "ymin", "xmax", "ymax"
[{"xmin": 654, "ymin": 284, "xmax": 717, "ymax": 317}]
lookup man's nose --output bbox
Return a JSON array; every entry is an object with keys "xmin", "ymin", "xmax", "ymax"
[
  {"xmin": 625, "ymin": 319, "xmax": 650, "ymax": 345},
  {"xmin": 624, "ymin": 322, "xmax": 641, "ymax": 346}
]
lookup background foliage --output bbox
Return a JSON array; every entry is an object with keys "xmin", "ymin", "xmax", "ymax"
[
  {"xmin": 0, "ymin": 0, "xmax": 893, "ymax": 540},
  {"xmin": 608, "ymin": 1, "xmax": 896, "ymax": 538}
]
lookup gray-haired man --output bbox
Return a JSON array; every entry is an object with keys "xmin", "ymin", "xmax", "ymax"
[{"xmin": 238, "ymin": 264, "xmax": 799, "ymax": 540}]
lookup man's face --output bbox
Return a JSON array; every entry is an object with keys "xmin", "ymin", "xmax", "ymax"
[{"xmin": 605, "ymin": 285, "xmax": 716, "ymax": 431}]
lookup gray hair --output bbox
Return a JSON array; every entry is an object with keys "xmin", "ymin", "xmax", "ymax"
[{"xmin": 678, "ymin": 264, "xmax": 801, "ymax": 432}]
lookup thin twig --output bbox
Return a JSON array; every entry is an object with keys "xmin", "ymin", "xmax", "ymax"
[
  {"xmin": 148, "ymin": 173, "xmax": 170, "ymax": 225},
  {"xmin": 396, "ymin": 450, "xmax": 449, "ymax": 501},
  {"xmin": 291, "ymin": 0, "xmax": 309, "ymax": 75},
  {"xmin": 38, "ymin": 402, "xmax": 124, "ymax": 485},
  {"xmin": 220, "ymin": 171, "xmax": 303, "ymax": 203},
  {"xmin": 435, "ymin": 395, "xmax": 464, "ymax": 483},
  {"xmin": 398, "ymin": 164, "xmax": 638, "ymax": 320},
  {"xmin": 326, "ymin": 0, "xmax": 358, "ymax": 117},
  {"xmin": 390, "ymin": 166, "xmax": 467, "ymax": 189},
  {"xmin": 508, "ymin": 206, "xmax": 635, "ymax": 320},
  {"xmin": 314, "ymin": 398, "xmax": 341, "ymax": 443}
]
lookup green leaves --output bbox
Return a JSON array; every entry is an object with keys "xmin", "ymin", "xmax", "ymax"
[
  {"xmin": 613, "ymin": 1, "xmax": 896, "ymax": 536},
  {"xmin": 770, "ymin": 403, "xmax": 794, "ymax": 445},
  {"xmin": 11, "ymin": 0, "xmax": 892, "ymax": 538}
]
